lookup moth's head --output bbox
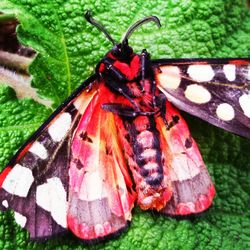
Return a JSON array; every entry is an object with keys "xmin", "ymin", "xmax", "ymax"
[
  {"xmin": 109, "ymin": 41, "xmax": 134, "ymax": 61},
  {"xmin": 85, "ymin": 11, "xmax": 161, "ymax": 59}
]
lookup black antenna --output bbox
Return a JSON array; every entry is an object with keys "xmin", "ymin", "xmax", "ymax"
[
  {"xmin": 85, "ymin": 11, "xmax": 116, "ymax": 45},
  {"xmin": 122, "ymin": 16, "xmax": 161, "ymax": 44}
]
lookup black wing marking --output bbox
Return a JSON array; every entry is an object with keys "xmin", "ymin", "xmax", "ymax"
[
  {"xmin": 152, "ymin": 58, "xmax": 250, "ymax": 139},
  {"xmin": 0, "ymin": 75, "xmax": 98, "ymax": 239}
]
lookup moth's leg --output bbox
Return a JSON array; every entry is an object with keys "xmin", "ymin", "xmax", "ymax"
[
  {"xmin": 140, "ymin": 49, "xmax": 150, "ymax": 91},
  {"xmin": 102, "ymin": 103, "xmax": 155, "ymax": 117},
  {"xmin": 151, "ymin": 79, "xmax": 157, "ymax": 108},
  {"xmin": 103, "ymin": 76, "xmax": 141, "ymax": 112},
  {"xmin": 140, "ymin": 49, "xmax": 157, "ymax": 107}
]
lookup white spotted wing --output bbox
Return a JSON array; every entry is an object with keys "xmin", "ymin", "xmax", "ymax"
[
  {"xmin": 0, "ymin": 75, "xmax": 135, "ymax": 241},
  {"xmin": 153, "ymin": 58, "xmax": 250, "ymax": 139},
  {"xmin": 0, "ymin": 76, "xmax": 99, "ymax": 239}
]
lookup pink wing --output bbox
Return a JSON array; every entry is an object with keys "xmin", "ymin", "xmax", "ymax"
[
  {"xmin": 156, "ymin": 101, "xmax": 215, "ymax": 215},
  {"xmin": 67, "ymin": 84, "xmax": 136, "ymax": 240}
]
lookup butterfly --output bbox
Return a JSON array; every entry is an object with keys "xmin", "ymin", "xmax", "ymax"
[{"xmin": 0, "ymin": 11, "xmax": 249, "ymax": 242}]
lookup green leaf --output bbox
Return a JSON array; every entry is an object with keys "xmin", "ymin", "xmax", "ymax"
[{"xmin": 0, "ymin": 0, "xmax": 250, "ymax": 249}]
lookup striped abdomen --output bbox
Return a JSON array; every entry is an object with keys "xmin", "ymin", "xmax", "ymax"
[{"xmin": 116, "ymin": 115, "xmax": 172, "ymax": 210}]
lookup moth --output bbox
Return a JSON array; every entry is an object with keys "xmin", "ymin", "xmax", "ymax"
[{"xmin": 0, "ymin": 12, "xmax": 249, "ymax": 242}]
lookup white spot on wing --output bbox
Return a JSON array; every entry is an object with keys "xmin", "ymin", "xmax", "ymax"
[
  {"xmin": 36, "ymin": 177, "xmax": 67, "ymax": 228},
  {"xmin": 14, "ymin": 212, "xmax": 27, "ymax": 228},
  {"xmin": 187, "ymin": 65, "xmax": 215, "ymax": 82},
  {"xmin": 2, "ymin": 200, "xmax": 8, "ymax": 208},
  {"xmin": 157, "ymin": 66, "xmax": 181, "ymax": 89},
  {"xmin": 184, "ymin": 84, "xmax": 211, "ymax": 104},
  {"xmin": 73, "ymin": 95, "xmax": 85, "ymax": 114},
  {"xmin": 2, "ymin": 164, "xmax": 34, "ymax": 197},
  {"xmin": 170, "ymin": 155, "xmax": 200, "ymax": 181},
  {"xmin": 247, "ymin": 65, "xmax": 250, "ymax": 80},
  {"xmin": 239, "ymin": 93, "xmax": 250, "ymax": 118},
  {"xmin": 223, "ymin": 64, "xmax": 236, "ymax": 81},
  {"xmin": 95, "ymin": 224, "xmax": 105, "ymax": 237},
  {"xmin": 28, "ymin": 141, "xmax": 48, "ymax": 159},
  {"xmin": 48, "ymin": 112, "xmax": 72, "ymax": 142},
  {"xmin": 73, "ymin": 91, "xmax": 96, "ymax": 115},
  {"xmin": 216, "ymin": 103, "xmax": 235, "ymax": 121},
  {"xmin": 79, "ymin": 171, "xmax": 107, "ymax": 201}
]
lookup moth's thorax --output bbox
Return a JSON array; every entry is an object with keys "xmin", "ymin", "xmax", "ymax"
[{"xmin": 97, "ymin": 44, "xmax": 156, "ymax": 113}]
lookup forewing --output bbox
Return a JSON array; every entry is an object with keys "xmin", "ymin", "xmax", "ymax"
[
  {"xmin": 153, "ymin": 58, "xmax": 250, "ymax": 139},
  {"xmin": 67, "ymin": 84, "xmax": 136, "ymax": 241},
  {"xmin": 0, "ymin": 76, "xmax": 98, "ymax": 239},
  {"xmin": 156, "ymin": 100, "xmax": 215, "ymax": 215}
]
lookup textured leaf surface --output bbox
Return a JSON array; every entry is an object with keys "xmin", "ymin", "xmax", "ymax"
[{"xmin": 0, "ymin": 0, "xmax": 250, "ymax": 249}]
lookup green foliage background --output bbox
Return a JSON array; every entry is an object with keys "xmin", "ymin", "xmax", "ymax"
[{"xmin": 0, "ymin": 0, "xmax": 250, "ymax": 249}]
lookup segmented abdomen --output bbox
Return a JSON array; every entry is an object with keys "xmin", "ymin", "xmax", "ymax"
[
  {"xmin": 129, "ymin": 116, "xmax": 163, "ymax": 185},
  {"xmin": 116, "ymin": 115, "xmax": 172, "ymax": 210}
]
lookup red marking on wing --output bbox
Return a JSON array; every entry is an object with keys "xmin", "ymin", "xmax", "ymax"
[
  {"xmin": 0, "ymin": 167, "xmax": 12, "ymax": 187},
  {"xmin": 16, "ymin": 143, "xmax": 32, "ymax": 161},
  {"xmin": 67, "ymin": 84, "xmax": 136, "ymax": 240},
  {"xmin": 228, "ymin": 59, "xmax": 250, "ymax": 65},
  {"xmin": 157, "ymin": 101, "xmax": 215, "ymax": 215}
]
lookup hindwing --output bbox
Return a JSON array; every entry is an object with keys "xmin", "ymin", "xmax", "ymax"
[
  {"xmin": 67, "ymin": 84, "xmax": 136, "ymax": 240},
  {"xmin": 156, "ymin": 100, "xmax": 215, "ymax": 215}
]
